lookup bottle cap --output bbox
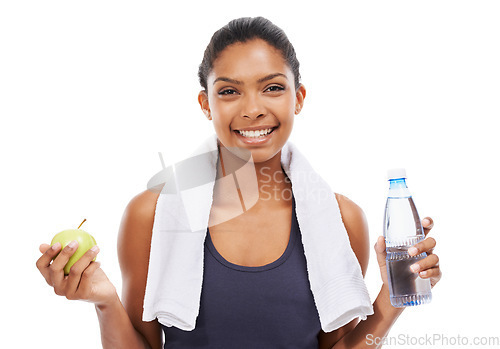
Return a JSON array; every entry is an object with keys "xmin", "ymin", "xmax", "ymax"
[{"xmin": 387, "ymin": 168, "xmax": 406, "ymax": 180}]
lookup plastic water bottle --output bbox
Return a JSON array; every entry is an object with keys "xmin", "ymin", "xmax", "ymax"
[{"xmin": 383, "ymin": 168, "xmax": 432, "ymax": 307}]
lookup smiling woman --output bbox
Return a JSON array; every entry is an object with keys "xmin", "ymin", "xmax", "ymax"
[{"xmin": 35, "ymin": 16, "xmax": 441, "ymax": 349}]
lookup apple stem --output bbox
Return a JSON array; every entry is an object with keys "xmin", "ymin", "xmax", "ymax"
[{"xmin": 78, "ymin": 219, "xmax": 87, "ymax": 229}]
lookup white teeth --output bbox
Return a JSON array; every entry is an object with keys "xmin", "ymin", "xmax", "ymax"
[{"xmin": 238, "ymin": 128, "xmax": 274, "ymax": 138}]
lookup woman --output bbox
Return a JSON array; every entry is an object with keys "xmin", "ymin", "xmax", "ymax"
[{"xmin": 36, "ymin": 17, "xmax": 441, "ymax": 348}]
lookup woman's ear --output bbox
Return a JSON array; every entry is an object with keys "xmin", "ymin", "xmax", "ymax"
[
  {"xmin": 294, "ymin": 84, "xmax": 306, "ymax": 115},
  {"xmin": 198, "ymin": 90, "xmax": 211, "ymax": 120}
]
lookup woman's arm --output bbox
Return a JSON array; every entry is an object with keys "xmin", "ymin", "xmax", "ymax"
[
  {"xmin": 331, "ymin": 284, "xmax": 404, "ymax": 348},
  {"xmin": 36, "ymin": 189, "xmax": 162, "ymax": 348},
  {"xmin": 336, "ymin": 193, "xmax": 405, "ymax": 348},
  {"xmin": 112, "ymin": 189, "xmax": 164, "ymax": 349},
  {"xmin": 93, "ymin": 189, "xmax": 164, "ymax": 348},
  {"xmin": 94, "ymin": 292, "xmax": 156, "ymax": 349},
  {"xmin": 318, "ymin": 193, "xmax": 371, "ymax": 348}
]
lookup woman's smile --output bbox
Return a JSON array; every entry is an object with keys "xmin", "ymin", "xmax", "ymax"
[{"xmin": 233, "ymin": 125, "xmax": 279, "ymax": 145}]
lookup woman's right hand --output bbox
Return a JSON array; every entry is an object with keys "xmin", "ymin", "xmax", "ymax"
[{"xmin": 36, "ymin": 241, "xmax": 117, "ymax": 306}]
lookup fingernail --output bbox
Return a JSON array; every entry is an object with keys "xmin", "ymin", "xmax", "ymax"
[
  {"xmin": 68, "ymin": 240, "xmax": 78, "ymax": 249},
  {"xmin": 408, "ymin": 247, "xmax": 419, "ymax": 256},
  {"xmin": 91, "ymin": 245, "xmax": 99, "ymax": 253},
  {"xmin": 410, "ymin": 263, "xmax": 421, "ymax": 273},
  {"xmin": 51, "ymin": 242, "xmax": 61, "ymax": 250},
  {"xmin": 423, "ymin": 218, "xmax": 431, "ymax": 226},
  {"xmin": 420, "ymin": 270, "xmax": 428, "ymax": 277}
]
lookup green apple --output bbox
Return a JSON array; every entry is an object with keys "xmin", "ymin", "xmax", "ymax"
[{"xmin": 51, "ymin": 219, "xmax": 97, "ymax": 275}]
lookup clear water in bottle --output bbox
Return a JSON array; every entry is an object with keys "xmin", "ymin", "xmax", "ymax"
[{"xmin": 383, "ymin": 169, "xmax": 432, "ymax": 307}]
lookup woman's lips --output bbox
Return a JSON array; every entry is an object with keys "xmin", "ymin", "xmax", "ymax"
[{"xmin": 233, "ymin": 126, "xmax": 278, "ymax": 145}]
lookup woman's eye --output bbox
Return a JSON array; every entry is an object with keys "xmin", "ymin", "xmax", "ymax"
[
  {"xmin": 218, "ymin": 89, "xmax": 238, "ymax": 95},
  {"xmin": 265, "ymin": 85, "xmax": 285, "ymax": 92}
]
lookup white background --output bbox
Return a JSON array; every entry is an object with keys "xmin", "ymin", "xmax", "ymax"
[{"xmin": 1, "ymin": 1, "xmax": 499, "ymax": 348}]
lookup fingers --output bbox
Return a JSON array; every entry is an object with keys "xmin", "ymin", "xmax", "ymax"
[
  {"xmin": 374, "ymin": 236, "xmax": 386, "ymax": 254},
  {"xmin": 410, "ymin": 252, "xmax": 441, "ymax": 288},
  {"xmin": 410, "ymin": 253, "xmax": 439, "ymax": 276},
  {"xmin": 429, "ymin": 266, "xmax": 443, "ymax": 288},
  {"xmin": 39, "ymin": 243, "xmax": 51, "ymax": 254},
  {"xmin": 36, "ymin": 242, "xmax": 62, "ymax": 285},
  {"xmin": 65, "ymin": 246, "xmax": 100, "ymax": 299},
  {"xmin": 408, "ymin": 236, "xmax": 436, "ymax": 256},
  {"xmin": 37, "ymin": 238, "xmax": 104, "ymax": 302},
  {"xmin": 374, "ymin": 236, "xmax": 387, "ymax": 267},
  {"xmin": 50, "ymin": 241, "xmax": 79, "ymax": 292},
  {"xmin": 422, "ymin": 217, "xmax": 434, "ymax": 236},
  {"xmin": 74, "ymin": 261, "xmax": 102, "ymax": 300},
  {"xmin": 420, "ymin": 266, "xmax": 441, "ymax": 281}
]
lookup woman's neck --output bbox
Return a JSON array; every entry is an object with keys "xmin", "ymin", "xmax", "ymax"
[{"xmin": 213, "ymin": 143, "xmax": 291, "ymax": 210}]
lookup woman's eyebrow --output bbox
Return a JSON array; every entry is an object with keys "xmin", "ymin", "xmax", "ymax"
[
  {"xmin": 213, "ymin": 77, "xmax": 242, "ymax": 85},
  {"xmin": 213, "ymin": 73, "xmax": 288, "ymax": 86},
  {"xmin": 257, "ymin": 73, "xmax": 288, "ymax": 83}
]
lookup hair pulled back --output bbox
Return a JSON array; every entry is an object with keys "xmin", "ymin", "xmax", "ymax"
[{"xmin": 198, "ymin": 17, "xmax": 301, "ymax": 91}]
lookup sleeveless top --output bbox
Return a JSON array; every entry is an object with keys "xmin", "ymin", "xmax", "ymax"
[{"xmin": 162, "ymin": 196, "xmax": 322, "ymax": 348}]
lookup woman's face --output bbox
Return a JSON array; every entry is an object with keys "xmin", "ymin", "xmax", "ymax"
[{"xmin": 199, "ymin": 39, "xmax": 306, "ymax": 164}]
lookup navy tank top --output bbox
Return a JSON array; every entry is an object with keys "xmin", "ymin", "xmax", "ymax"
[{"xmin": 162, "ymin": 197, "xmax": 322, "ymax": 348}]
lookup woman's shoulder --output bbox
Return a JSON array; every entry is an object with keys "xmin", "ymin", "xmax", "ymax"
[
  {"xmin": 334, "ymin": 193, "xmax": 370, "ymax": 275},
  {"xmin": 117, "ymin": 189, "xmax": 161, "ymax": 257},
  {"xmin": 124, "ymin": 189, "xmax": 161, "ymax": 223},
  {"xmin": 334, "ymin": 193, "xmax": 366, "ymax": 225}
]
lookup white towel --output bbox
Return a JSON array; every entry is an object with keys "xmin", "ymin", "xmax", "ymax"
[{"xmin": 143, "ymin": 133, "xmax": 374, "ymax": 333}]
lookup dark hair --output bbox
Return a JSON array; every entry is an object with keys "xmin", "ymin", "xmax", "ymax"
[{"xmin": 198, "ymin": 17, "xmax": 301, "ymax": 91}]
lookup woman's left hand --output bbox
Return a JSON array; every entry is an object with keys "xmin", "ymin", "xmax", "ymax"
[{"xmin": 375, "ymin": 217, "xmax": 442, "ymax": 288}]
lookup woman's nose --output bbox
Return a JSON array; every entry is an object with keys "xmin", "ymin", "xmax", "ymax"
[{"xmin": 242, "ymin": 93, "xmax": 265, "ymax": 119}]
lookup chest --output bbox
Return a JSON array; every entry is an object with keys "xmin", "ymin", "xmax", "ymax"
[
  {"xmin": 208, "ymin": 201, "xmax": 293, "ymax": 267},
  {"xmin": 163, "ymin": 214, "xmax": 321, "ymax": 348}
]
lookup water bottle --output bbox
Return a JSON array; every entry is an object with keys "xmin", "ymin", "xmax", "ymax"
[{"xmin": 383, "ymin": 168, "xmax": 432, "ymax": 307}]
